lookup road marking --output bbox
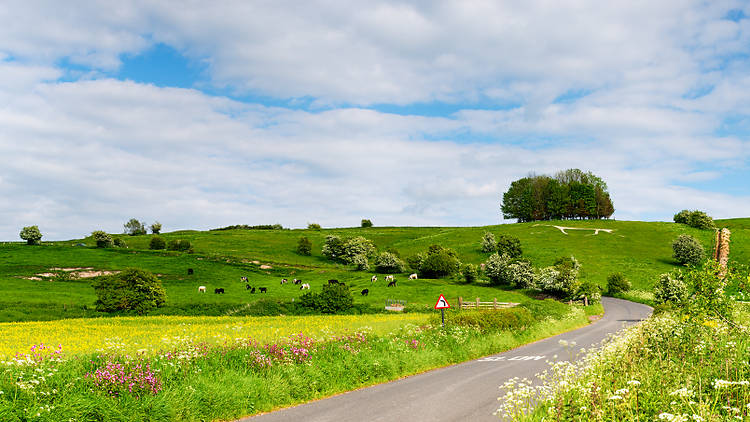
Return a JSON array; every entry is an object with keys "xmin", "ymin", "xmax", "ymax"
[{"xmin": 478, "ymin": 355, "xmax": 545, "ymax": 362}]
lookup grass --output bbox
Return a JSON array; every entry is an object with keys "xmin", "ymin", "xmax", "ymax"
[
  {"xmin": 1, "ymin": 219, "xmax": 738, "ymax": 322},
  {"xmin": 0, "ymin": 303, "xmax": 593, "ymax": 421}
]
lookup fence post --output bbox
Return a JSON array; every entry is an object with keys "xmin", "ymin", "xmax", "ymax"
[
  {"xmin": 584, "ymin": 296, "xmax": 589, "ymax": 307},
  {"xmin": 459, "ymin": 297, "xmax": 463, "ymax": 309},
  {"xmin": 494, "ymin": 298, "xmax": 497, "ymax": 309},
  {"xmin": 476, "ymin": 297, "xmax": 480, "ymax": 309}
]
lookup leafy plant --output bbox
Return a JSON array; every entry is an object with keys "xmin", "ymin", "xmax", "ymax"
[
  {"xmin": 167, "ymin": 239, "xmax": 191, "ymax": 252},
  {"xmin": 672, "ymin": 234, "xmax": 704, "ymax": 266},
  {"xmin": 19, "ymin": 225, "xmax": 42, "ymax": 245},
  {"xmin": 606, "ymin": 272, "xmax": 631, "ymax": 294},
  {"xmin": 297, "ymin": 236, "xmax": 312, "ymax": 255},
  {"xmin": 361, "ymin": 219, "xmax": 373, "ymax": 228},
  {"xmin": 653, "ymin": 272, "xmax": 688, "ymax": 304},
  {"xmin": 461, "ymin": 263, "xmax": 478, "ymax": 283},
  {"xmin": 92, "ymin": 268, "xmax": 167, "ymax": 314},
  {"xmin": 496, "ymin": 234, "xmax": 522, "ymax": 258},
  {"xmin": 91, "ymin": 231, "xmax": 113, "ymax": 248},
  {"xmin": 307, "ymin": 223, "xmax": 321, "ymax": 230},
  {"xmin": 150, "ymin": 222, "xmax": 162, "ymax": 234},
  {"xmin": 485, "ymin": 253, "xmax": 512, "ymax": 285},
  {"xmin": 124, "ymin": 218, "xmax": 147, "ymax": 236},
  {"xmin": 299, "ymin": 283, "xmax": 354, "ymax": 314},
  {"xmin": 113, "ymin": 238, "xmax": 127, "ymax": 248},
  {"xmin": 351, "ymin": 254, "xmax": 370, "ymax": 271},
  {"xmin": 419, "ymin": 245, "xmax": 460, "ymax": 278},
  {"xmin": 374, "ymin": 252, "xmax": 406, "ymax": 273},
  {"xmin": 149, "ymin": 236, "xmax": 166, "ymax": 250},
  {"xmin": 480, "ymin": 232, "xmax": 497, "ymax": 253}
]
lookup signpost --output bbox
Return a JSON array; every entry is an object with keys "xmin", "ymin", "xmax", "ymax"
[{"xmin": 434, "ymin": 294, "xmax": 450, "ymax": 327}]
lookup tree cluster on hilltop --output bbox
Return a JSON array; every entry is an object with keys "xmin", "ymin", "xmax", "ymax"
[{"xmin": 501, "ymin": 169, "xmax": 614, "ymax": 222}]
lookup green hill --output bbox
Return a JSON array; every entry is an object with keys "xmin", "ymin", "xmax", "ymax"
[{"xmin": 0, "ymin": 219, "xmax": 743, "ymax": 322}]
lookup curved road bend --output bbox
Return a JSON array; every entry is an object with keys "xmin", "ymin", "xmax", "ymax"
[{"xmin": 242, "ymin": 297, "xmax": 652, "ymax": 422}]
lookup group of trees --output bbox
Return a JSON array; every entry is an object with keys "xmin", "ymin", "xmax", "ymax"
[
  {"xmin": 124, "ymin": 218, "xmax": 162, "ymax": 235},
  {"xmin": 501, "ymin": 169, "xmax": 614, "ymax": 222},
  {"xmin": 673, "ymin": 210, "xmax": 715, "ymax": 230}
]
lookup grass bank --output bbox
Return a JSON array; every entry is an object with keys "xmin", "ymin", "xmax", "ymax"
[{"xmin": 0, "ymin": 301, "xmax": 597, "ymax": 421}]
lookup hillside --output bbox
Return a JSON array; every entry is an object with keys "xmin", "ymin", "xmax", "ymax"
[{"xmin": 0, "ymin": 219, "xmax": 742, "ymax": 322}]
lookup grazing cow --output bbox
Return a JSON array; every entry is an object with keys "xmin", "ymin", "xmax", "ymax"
[
  {"xmin": 361, "ymin": 288, "xmax": 369, "ymax": 296},
  {"xmin": 241, "ymin": 276, "xmax": 248, "ymax": 282},
  {"xmin": 371, "ymin": 275, "xmax": 377, "ymax": 283},
  {"xmin": 385, "ymin": 275, "xmax": 394, "ymax": 282},
  {"xmin": 387, "ymin": 281, "xmax": 396, "ymax": 287},
  {"xmin": 281, "ymin": 278, "xmax": 288, "ymax": 284},
  {"xmin": 245, "ymin": 284, "xmax": 251, "ymax": 290},
  {"xmin": 214, "ymin": 288, "xmax": 225, "ymax": 294},
  {"xmin": 293, "ymin": 279, "xmax": 302, "ymax": 285},
  {"xmin": 187, "ymin": 268, "xmax": 194, "ymax": 275},
  {"xmin": 259, "ymin": 287, "xmax": 267, "ymax": 293},
  {"xmin": 251, "ymin": 287, "xmax": 256, "ymax": 294},
  {"xmin": 328, "ymin": 279, "xmax": 339, "ymax": 285},
  {"xmin": 409, "ymin": 273, "xmax": 418, "ymax": 280},
  {"xmin": 198, "ymin": 285, "xmax": 206, "ymax": 293},
  {"xmin": 300, "ymin": 283, "xmax": 310, "ymax": 290}
]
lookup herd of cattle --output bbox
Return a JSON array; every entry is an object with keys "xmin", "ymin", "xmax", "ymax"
[{"xmin": 196, "ymin": 272, "xmax": 418, "ymax": 296}]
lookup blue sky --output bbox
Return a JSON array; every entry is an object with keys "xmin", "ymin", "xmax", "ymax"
[{"xmin": 0, "ymin": 1, "xmax": 749, "ymax": 240}]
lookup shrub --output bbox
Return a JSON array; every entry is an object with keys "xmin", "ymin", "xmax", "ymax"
[
  {"xmin": 361, "ymin": 219, "xmax": 373, "ymax": 228},
  {"xmin": 149, "ymin": 236, "xmax": 166, "ymax": 250},
  {"xmin": 351, "ymin": 254, "xmax": 370, "ymax": 271},
  {"xmin": 606, "ymin": 273, "xmax": 631, "ymax": 294},
  {"xmin": 321, "ymin": 235, "xmax": 345, "ymax": 261},
  {"xmin": 92, "ymin": 231, "xmax": 114, "ymax": 248},
  {"xmin": 374, "ymin": 252, "xmax": 406, "ymax": 273},
  {"xmin": 93, "ymin": 268, "xmax": 166, "ymax": 314},
  {"xmin": 653, "ymin": 272, "xmax": 688, "ymax": 304},
  {"xmin": 150, "ymin": 222, "xmax": 162, "ymax": 234},
  {"xmin": 297, "ymin": 237, "xmax": 312, "ymax": 255},
  {"xmin": 577, "ymin": 280, "xmax": 602, "ymax": 303},
  {"xmin": 307, "ymin": 223, "xmax": 321, "ymax": 230},
  {"xmin": 672, "ymin": 234, "xmax": 704, "ymax": 266},
  {"xmin": 113, "ymin": 238, "xmax": 127, "ymax": 248},
  {"xmin": 673, "ymin": 209, "xmax": 691, "ymax": 224},
  {"xmin": 496, "ymin": 234, "xmax": 522, "ymax": 258},
  {"xmin": 406, "ymin": 253, "xmax": 426, "ymax": 272},
  {"xmin": 419, "ymin": 246, "xmax": 460, "ymax": 278},
  {"xmin": 299, "ymin": 283, "xmax": 353, "ymax": 314},
  {"xmin": 480, "ymin": 232, "xmax": 497, "ymax": 253},
  {"xmin": 124, "ymin": 218, "xmax": 147, "ymax": 236},
  {"xmin": 19, "ymin": 225, "xmax": 42, "ymax": 245},
  {"xmin": 485, "ymin": 253, "xmax": 512, "ymax": 285},
  {"xmin": 461, "ymin": 263, "xmax": 478, "ymax": 283},
  {"xmin": 683, "ymin": 260, "xmax": 734, "ymax": 322},
  {"xmin": 688, "ymin": 210, "xmax": 715, "ymax": 230},
  {"xmin": 533, "ymin": 256, "xmax": 582, "ymax": 298},
  {"xmin": 508, "ymin": 260, "xmax": 535, "ymax": 288},
  {"xmin": 167, "ymin": 239, "xmax": 191, "ymax": 252},
  {"xmin": 342, "ymin": 236, "xmax": 376, "ymax": 263}
]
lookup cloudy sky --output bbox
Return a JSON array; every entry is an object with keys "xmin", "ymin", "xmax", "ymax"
[{"xmin": 2, "ymin": 1, "xmax": 750, "ymax": 240}]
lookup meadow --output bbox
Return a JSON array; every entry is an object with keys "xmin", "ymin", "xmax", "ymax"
[{"xmin": 1, "ymin": 218, "xmax": 741, "ymax": 322}]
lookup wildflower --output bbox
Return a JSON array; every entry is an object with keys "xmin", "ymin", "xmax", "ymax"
[
  {"xmin": 627, "ymin": 380, "xmax": 641, "ymax": 386},
  {"xmin": 615, "ymin": 388, "xmax": 629, "ymax": 395},
  {"xmin": 608, "ymin": 395, "xmax": 623, "ymax": 400}
]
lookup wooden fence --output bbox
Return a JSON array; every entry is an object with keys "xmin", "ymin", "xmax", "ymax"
[{"xmin": 458, "ymin": 297, "xmax": 519, "ymax": 310}]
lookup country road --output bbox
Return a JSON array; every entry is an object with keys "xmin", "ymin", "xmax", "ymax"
[{"xmin": 243, "ymin": 297, "xmax": 652, "ymax": 422}]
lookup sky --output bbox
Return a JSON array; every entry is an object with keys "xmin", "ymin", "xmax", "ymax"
[{"xmin": 1, "ymin": 1, "xmax": 750, "ymax": 241}]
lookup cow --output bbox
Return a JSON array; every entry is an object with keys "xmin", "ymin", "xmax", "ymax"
[
  {"xmin": 328, "ymin": 279, "xmax": 339, "ymax": 285},
  {"xmin": 293, "ymin": 279, "xmax": 302, "ymax": 285},
  {"xmin": 371, "ymin": 275, "xmax": 377, "ymax": 283},
  {"xmin": 281, "ymin": 278, "xmax": 288, "ymax": 284},
  {"xmin": 387, "ymin": 280, "xmax": 396, "ymax": 287},
  {"xmin": 385, "ymin": 275, "xmax": 394, "ymax": 282},
  {"xmin": 245, "ymin": 284, "xmax": 251, "ymax": 290},
  {"xmin": 361, "ymin": 288, "xmax": 369, "ymax": 296},
  {"xmin": 259, "ymin": 287, "xmax": 267, "ymax": 293},
  {"xmin": 241, "ymin": 276, "xmax": 248, "ymax": 282},
  {"xmin": 409, "ymin": 273, "xmax": 418, "ymax": 280},
  {"xmin": 214, "ymin": 288, "xmax": 225, "ymax": 294},
  {"xmin": 187, "ymin": 268, "xmax": 194, "ymax": 275},
  {"xmin": 198, "ymin": 285, "xmax": 206, "ymax": 293},
  {"xmin": 251, "ymin": 287, "xmax": 256, "ymax": 293},
  {"xmin": 300, "ymin": 283, "xmax": 310, "ymax": 290}
]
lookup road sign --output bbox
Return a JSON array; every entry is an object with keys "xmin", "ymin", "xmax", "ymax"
[{"xmin": 434, "ymin": 294, "xmax": 450, "ymax": 309}]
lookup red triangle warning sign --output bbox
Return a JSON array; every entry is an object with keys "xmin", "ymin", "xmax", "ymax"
[{"xmin": 434, "ymin": 294, "xmax": 450, "ymax": 309}]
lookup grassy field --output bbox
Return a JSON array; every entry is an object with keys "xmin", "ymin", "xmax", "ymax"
[{"xmin": 1, "ymin": 219, "xmax": 742, "ymax": 322}]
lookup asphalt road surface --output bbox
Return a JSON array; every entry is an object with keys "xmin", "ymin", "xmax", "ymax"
[{"xmin": 243, "ymin": 297, "xmax": 652, "ymax": 422}]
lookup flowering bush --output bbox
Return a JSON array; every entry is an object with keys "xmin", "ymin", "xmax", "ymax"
[
  {"xmin": 485, "ymin": 253, "xmax": 512, "ymax": 285},
  {"xmin": 480, "ymin": 232, "xmax": 497, "ymax": 253},
  {"xmin": 654, "ymin": 272, "xmax": 688, "ymax": 305},
  {"xmin": 19, "ymin": 225, "xmax": 42, "ymax": 245},
  {"xmin": 607, "ymin": 272, "xmax": 631, "ymax": 294},
  {"xmin": 374, "ymin": 252, "xmax": 406, "ymax": 274},
  {"xmin": 672, "ymin": 234, "xmax": 704, "ymax": 266}
]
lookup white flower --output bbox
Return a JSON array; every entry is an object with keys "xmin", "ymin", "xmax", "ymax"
[
  {"xmin": 627, "ymin": 380, "xmax": 641, "ymax": 386},
  {"xmin": 608, "ymin": 395, "xmax": 623, "ymax": 400}
]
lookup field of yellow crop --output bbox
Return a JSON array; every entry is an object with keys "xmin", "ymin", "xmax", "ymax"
[{"xmin": 0, "ymin": 313, "xmax": 430, "ymax": 359}]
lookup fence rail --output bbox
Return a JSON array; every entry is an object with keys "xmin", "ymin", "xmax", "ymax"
[{"xmin": 458, "ymin": 297, "xmax": 519, "ymax": 310}]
